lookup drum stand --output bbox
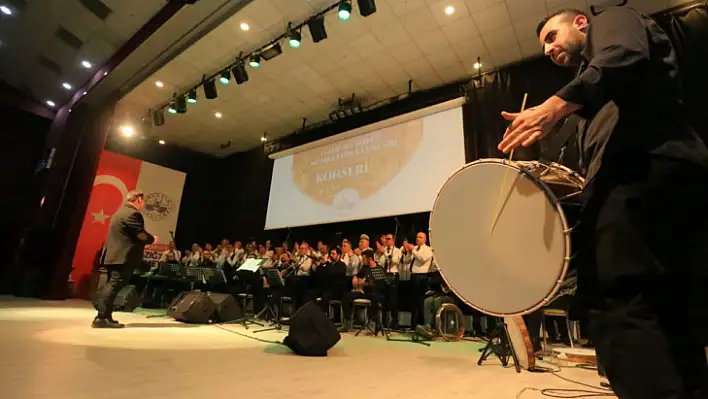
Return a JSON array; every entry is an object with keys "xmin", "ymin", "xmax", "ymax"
[{"xmin": 477, "ymin": 320, "xmax": 521, "ymax": 373}]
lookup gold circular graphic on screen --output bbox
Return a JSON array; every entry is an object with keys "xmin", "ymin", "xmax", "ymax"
[{"xmin": 292, "ymin": 120, "xmax": 423, "ymax": 208}]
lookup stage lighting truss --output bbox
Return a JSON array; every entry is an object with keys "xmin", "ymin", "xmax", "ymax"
[{"xmin": 153, "ymin": 0, "xmax": 377, "ymax": 124}]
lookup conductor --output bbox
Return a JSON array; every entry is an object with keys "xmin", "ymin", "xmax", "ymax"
[
  {"xmin": 93, "ymin": 190, "xmax": 154, "ymax": 328},
  {"xmin": 498, "ymin": 7, "xmax": 708, "ymax": 399}
]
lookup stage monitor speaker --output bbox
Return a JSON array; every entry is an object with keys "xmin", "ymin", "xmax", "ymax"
[
  {"xmin": 357, "ymin": 0, "xmax": 376, "ymax": 17},
  {"xmin": 208, "ymin": 293, "xmax": 242, "ymax": 322},
  {"xmin": 168, "ymin": 291, "xmax": 216, "ymax": 324},
  {"xmin": 92, "ymin": 284, "xmax": 139, "ymax": 312},
  {"xmin": 283, "ymin": 301, "xmax": 340, "ymax": 356}
]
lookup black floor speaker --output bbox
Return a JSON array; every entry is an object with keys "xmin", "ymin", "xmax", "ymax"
[
  {"xmin": 208, "ymin": 293, "xmax": 242, "ymax": 322},
  {"xmin": 92, "ymin": 285, "xmax": 140, "ymax": 312},
  {"xmin": 167, "ymin": 291, "xmax": 216, "ymax": 324},
  {"xmin": 283, "ymin": 301, "xmax": 340, "ymax": 356}
]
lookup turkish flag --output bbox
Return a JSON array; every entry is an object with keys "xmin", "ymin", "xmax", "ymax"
[
  {"xmin": 71, "ymin": 151, "xmax": 141, "ymax": 299},
  {"xmin": 71, "ymin": 150, "xmax": 186, "ymax": 299}
]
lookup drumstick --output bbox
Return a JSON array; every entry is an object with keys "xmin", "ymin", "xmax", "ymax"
[{"xmin": 490, "ymin": 93, "xmax": 528, "ymax": 235}]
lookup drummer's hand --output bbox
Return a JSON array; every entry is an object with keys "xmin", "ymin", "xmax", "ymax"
[{"xmin": 498, "ymin": 96, "xmax": 578, "ymax": 153}]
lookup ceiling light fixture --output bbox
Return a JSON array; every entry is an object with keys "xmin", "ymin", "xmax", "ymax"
[
  {"xmin": 187, "ymin": 89, "xmax": 197, "ymax": 104},
  {"xmin": 46, "ymin": 100, "xmax": 56, "ymax": 107},
  {"xmin": 232, "ymin": 62, "xmax": 249, "ymax": 84},
  {"xmin": 288, "ymin": 23, "xmax": 301, "ymax": 48},
  {"xmin": 168, "ymin": 102, "xmax": 177, "ymax": 114},
  {"xmin": 83, "ymin": 91, "xmax": 87, "ymax": 95},
  {"xmin": 219, "ymin": 70, "xmax": 230, "ymax": 84},
  {"xmin": 338, "ymin": 1, "xmax": 352, "ymax": 21},
  {"xmin": 260, "ymin": 42, "xmax": 282, "ymax": 60},
  {"xmin": 240, "ymin": 22, "xmax": 250, "ymax": 31},
  {"xmin": 445, "ymin": 5, "xmax": 455, "ymax": 15},
  {"xmin": 62, "ymin": 82, "xmax": 72, "ymax": 90},
  {"xmin": 119, "ymin": 125, "xmax": 135, "ymax": 137},
  {"xmin": 214, "ymin": 112, "xmax": 223, "ymax": 118},
  {"xmin": 358, "ymin": 0, "xmax": 377, "ymax": 17},
  {"xmin": 260, "ymin": 133, "xmax": 267, "ymax": 142},
  {"xmin": 203, "ymin": 78, "xmax": 218, "ymax": 99},
  {"xmin": 307, "ymin": 15, "xmax": 327, "ymax": 43},
  {"xmin": 0, "ymin": 5, "xmax": 12, "ymax": 15},
  {"xmin": 81, "ymin": 60, "xmax": 92, "ymax": 68},
  {"xmin": 474, "ymin": 62, "xmax": 482, "ymax": 69},
  {"xmin": 155, "ymin": 81, "xmax": 164, "ymax": 87},
  {"xmin": 158, "ymin": 140, "xmax": 166, "ymax": 145},
  {"xmin": 248, "ymin": 54, "xmax": 261, "ymax": 68}
]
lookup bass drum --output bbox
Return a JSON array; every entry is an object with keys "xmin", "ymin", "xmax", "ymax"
[{"xmin": 429, "ymin": 159, "xmax": 584, "ymax": 317}]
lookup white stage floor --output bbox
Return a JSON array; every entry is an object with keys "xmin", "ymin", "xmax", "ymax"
[{"xmin": 0, "ymin": 296, "xmax": 612, "ymax": 399}]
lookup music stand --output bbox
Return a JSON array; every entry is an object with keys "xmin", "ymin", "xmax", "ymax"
[
  {"xmin": 224, "ymin": 259, "xmax": 266, "ymax": 329},
  {"xmin": 477, "ymin": 318, "xmax": 521, "ymax": 373},
  {"xmin": 254, "ymin": 268, "xmax": 286, "ymax": 333}
]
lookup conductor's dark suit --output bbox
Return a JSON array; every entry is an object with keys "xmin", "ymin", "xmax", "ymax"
[{"xmin": 95, "ymin": 203, "xmax": 154, "ymax": 320}]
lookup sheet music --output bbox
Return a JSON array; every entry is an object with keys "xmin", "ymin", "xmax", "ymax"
[{"xmin": 237, "ymin": 258, "xmax": 264, "ymax": 272}]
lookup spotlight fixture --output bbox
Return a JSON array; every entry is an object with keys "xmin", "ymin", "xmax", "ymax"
[
  {"xmin": 155, "ymin": 81, "xmax": 164, "ymax": 87},
  {"xmin": 249, "ymin": 54, "xmax": 261, "ymax": 68},
  {"xmin": 474, "ymin": 62, "xmax": 482, "ymax": 69},
  {"xmin": 231, "ymin": 62, "xmax": 249, "ymax": 84},
  {"xmin": 175, "ymin": 95, "xmax": 187, "ymax": 114},
  {"xmin": 62, "ymin": 82, "xmax": 72, "ymax": 90},
  {"xmin": 338, "ymin": 1, "xmax": 352, "ymax": 21},
  {"xmin": 0, "ymin": 5, "xmax": 12, "ymax": 15},
  {"xmin": 444, "ymin": 5, "xmax": 455, "ymax": 15},
  {"xmin": 204, "ymin": 78, "xmax": 218, "ymax": 99},
  {"xmin": 261, "ymin": 133, "xmax": 267, "ymax": 142},
  {"xmin": 158, "ymin": 140, "xmax": 166, "ymax": 145},
  {"xmin": 219, "ymin": 70, "xmax": 230, "ymax": 85},
  {"xmin": 187, "ymin": 89, "xmax": 197, "ymax": 104},
  {"xmin": 214, "ymin": 112, "xmax": 223, "ymax": 118},
  {"xmin": 260, "ymin": 42, "xmax": 282, "ymax": 61},
  {"xmin": 307, "ymin": 15, "xmax": 327, "ymax": 43},
  {"xmin": 357, "ymin": 0, "xmax": 377, "ymax": 17},
  {"xmin": 81, "ymin": 60, "xmax": 92, "ymax": 68},
  {"xmin": 119, "ymin": 125, "xmax": 135, "ymax": 137},
  {"xmin": 46, "ymin": 100, "xmax": 56, "ymax": 107},
  {"xmin": 240, "ymin": 22, "xmax": 249, "ymax": 31},
  {"xmin": 288, "ymin": 23, "xmax": 301, "ymax": 48},
  {"xmin": 83, "ymin": 91, "xmax": 87, "ymax": 95},
  {"xmin": 168, "ymin": 102, "xmax": 177, "ymax": 114},
  {"xmin": 153, "ymin": 109, "xmax": 165, "ymax": 126}
]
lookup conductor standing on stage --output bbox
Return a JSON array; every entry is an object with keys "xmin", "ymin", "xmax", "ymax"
[
  {"xmin": 498, "ymin": 6, "xmax": 708, "ymax": 399},
  {"xmin": 93, "ymin": 190, "xmax": 154, "ymax": 328}
]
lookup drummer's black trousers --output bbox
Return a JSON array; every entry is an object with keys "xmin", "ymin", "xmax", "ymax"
[{"xmin": 579, "ymin": 156, "xmax": 708, "ymax": 399}]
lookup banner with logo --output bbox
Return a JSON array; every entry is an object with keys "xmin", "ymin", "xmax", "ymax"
[{"xmin": 70, "ymin": 151, "xmax": 186, "ymax": 299}]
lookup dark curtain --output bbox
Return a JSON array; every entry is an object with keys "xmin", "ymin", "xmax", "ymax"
[
  {"xmin": 0, "ymin": 104, "xmax": 51, "ymax": 292},
  {"xmin": 654, "ymin": 1, "xmax": 708, "ymax": 141},
  {"xmin": 462, "ymin": 56, "xmax": 575, "ymax": 165}
]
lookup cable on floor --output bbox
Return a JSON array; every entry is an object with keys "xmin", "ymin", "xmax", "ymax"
[{"xmin": 211, "ymin": 323, "xmax": 287, "ymax": 346}]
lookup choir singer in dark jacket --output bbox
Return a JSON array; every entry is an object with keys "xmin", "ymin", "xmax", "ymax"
[{"xmin": 93, "ymin": 190, "xmax": 154, "ymax": 328}]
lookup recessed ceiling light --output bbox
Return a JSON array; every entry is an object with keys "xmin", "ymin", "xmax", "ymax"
[
  {"xmin": 444, "ymin": 5, "xmax": 455, "ymax": 15},
  {"xmin": 0, "ymin": 5, "xmax": 12, "ymax": 15},
  {"xmin": 81, "ymin": 60, "xmax": 92, "ymax": 68},
  {"xmin": 103, "ymin": 71, "xmax": 108, "ymax": 76},
  {"xmin": 119, "ymin": 125, "xmax": 135, "ymax": 137},
  {"xmin": 474, "ymin": 62, "xmax": 482, "ymax": 69},
  {"xmin": 240, "ymin": 22, "xmax": 249, "ymax": 31},
  {"xmin": 46, "ymin": 100, "xmax": 56, "ymax": 107},
  {"xmin": 158, "ymin": 140, "xmax": 166, "ymax": 145},
  {"xmin": 62, "ymin": 82, "xmax": 72, "ymax": 90},
  {"xmin": 155, "ymin": 81, "xmax": 164, "ymax": 87},
  {"xmin": 214, "ymin": 112, "xmax": 223, "ymax": 118},
  {"xmin": 83, "ymin": 91, "xmax": 87, "ymax": 95}
]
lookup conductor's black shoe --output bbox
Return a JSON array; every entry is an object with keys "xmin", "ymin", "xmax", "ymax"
[{"xmin": 92, "ymin": 317, "xmax": 125, "ymax": 328}]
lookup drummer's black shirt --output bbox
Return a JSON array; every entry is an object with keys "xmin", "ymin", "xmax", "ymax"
[{"xmin": 554, "ymin": 7, "xmax": 708, "ymax": 184}]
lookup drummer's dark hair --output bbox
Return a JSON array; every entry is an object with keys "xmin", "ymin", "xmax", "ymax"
[{"xmin": 537, "ymin": 9, "xmax": 588, "ymax": 37}]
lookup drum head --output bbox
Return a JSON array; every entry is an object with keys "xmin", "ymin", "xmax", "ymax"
[{"xmin": 430, "ymin": 159, "xmax": 570, "ymax": 316}]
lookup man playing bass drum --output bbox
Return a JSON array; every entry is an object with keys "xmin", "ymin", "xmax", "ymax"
[{"xmin": 498, "ymin": 7, "xmax": 708, "ymax": 399}]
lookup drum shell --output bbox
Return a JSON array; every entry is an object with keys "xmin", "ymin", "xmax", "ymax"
[{"xmin": 429, "ymin": 159, "xmax": 584, "ymax": 317}]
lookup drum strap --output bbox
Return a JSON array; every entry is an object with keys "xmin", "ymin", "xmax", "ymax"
[{"xmin": 539, "ymin": 115, "xmax": 582, "ymax": 167}]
